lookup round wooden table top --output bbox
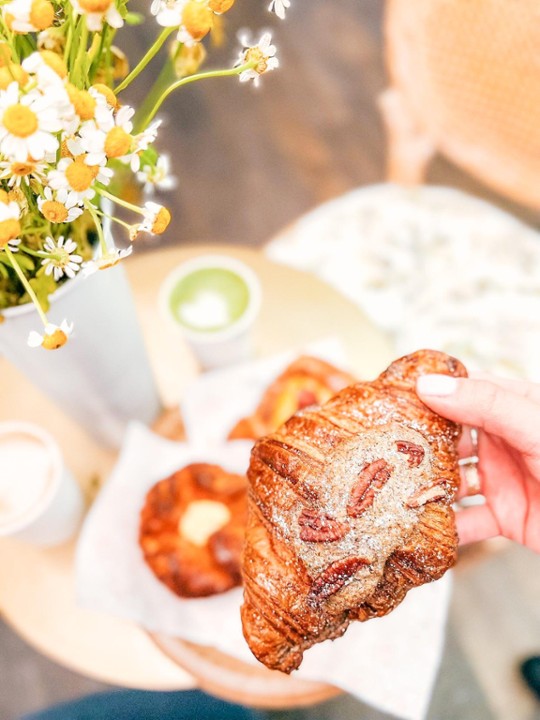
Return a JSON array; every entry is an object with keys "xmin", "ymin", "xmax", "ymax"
[{"xmin": 0, "ymin": 245, "xmax": 393, "ymax": 702}]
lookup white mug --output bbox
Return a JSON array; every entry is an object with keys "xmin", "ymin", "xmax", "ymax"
[
  {"xmin": 159, "ymin": 255, "xmax": 262, "ymax": 371},
  {"xmin": 0, "ymin": 421, "xmax": 84, "ymax": 547}
]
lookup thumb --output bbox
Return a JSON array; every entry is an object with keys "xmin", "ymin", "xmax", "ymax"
[{"xmin": 416, "ymin": 375, "xmax": 540, "ymax": 456}]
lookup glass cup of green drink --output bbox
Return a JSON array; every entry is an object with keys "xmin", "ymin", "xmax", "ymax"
[{"xmin": 160, "ymin": 255, "xmax": 262, "ymax": 370}]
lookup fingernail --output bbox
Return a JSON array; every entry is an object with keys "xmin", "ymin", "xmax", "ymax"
[{"xmin": 416, "ymin": 374, "xmax": 458, "ymax": 397}]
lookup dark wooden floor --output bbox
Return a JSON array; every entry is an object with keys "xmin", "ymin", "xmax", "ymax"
[
  {"xmin": 2, "ymin": 1, "xmax": 540, "ymax": 718},
  {"xmin": 124, "ymin": 0, "xmax": 538, "ymax": 251}
]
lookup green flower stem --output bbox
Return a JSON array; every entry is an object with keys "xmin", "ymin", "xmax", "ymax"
[
  {"xmin": 5, "ymin": 247, "xmax": 48, "ymax": 327},
  {"xmin": 96, "ymin": 188, "xmax": 146, "ymax": 216},
  {"xmin": 94, "ymin": 207, "xmax": 132, "ymax": 231},
  {"xmin": 86, "ymin": 33, "xmax": 102, "ymax": 72},
  {"xmin": 84, "ymin": 201, "xmax": 108, "ymax": 255},
  {"xmin": 18, "ymin": 245, "xmax": 44, "ymax": 258},
  {"xmin": 64, "ymin": 15, "xmax": 73, "ymax": 63},
  {"xmin": 138, "ymin": 61, "xmax": 256, "ymax": 130},
  {"xmin": 73, "ymin": 17, "xmax": 89, "ymax": 88},
  {"xmin": 115, "ymin": 27, "xmax": 175, "ymax": 95}
]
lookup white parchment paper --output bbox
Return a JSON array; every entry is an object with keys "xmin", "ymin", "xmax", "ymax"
[{"xmin": 76, "ymin": 341, "xmax": 452, "ymax": 720}]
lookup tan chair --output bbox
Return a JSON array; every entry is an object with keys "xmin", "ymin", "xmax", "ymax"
[{"xmin": 380, "ymin": 0, "xmax": 540, "ymax": 209}]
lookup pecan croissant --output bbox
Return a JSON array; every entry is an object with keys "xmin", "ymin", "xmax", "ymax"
[{"xmin": 241, "ymin": 349, "xmax": 466, "ymax": 672}]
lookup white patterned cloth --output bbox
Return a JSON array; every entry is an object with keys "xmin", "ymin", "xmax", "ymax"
[{"xmin": 266, "ymin": 184, "xmax": 540, "ymax": 380}]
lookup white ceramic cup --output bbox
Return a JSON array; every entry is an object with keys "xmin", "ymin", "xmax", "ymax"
[
  {"xmin": 159, "ymin": 255, "xmax": 262, "ymax": 371},
  {"xmin": 0, "ymin": 422, "xmax": 84, "ymax": 547}
]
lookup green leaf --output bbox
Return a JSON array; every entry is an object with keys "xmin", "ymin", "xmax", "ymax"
[
  {"xmin": 23, "ymin": 274, "xmax": 57, "ymax": 313},
  {"xmin": 13, "ymin": 254, "xmax": 35, "ymax": 273}
]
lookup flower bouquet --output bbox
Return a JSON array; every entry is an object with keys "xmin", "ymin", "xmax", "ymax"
[{"xmin": 0, "ymin": 0, "xmax": 285, "ymax": 350}]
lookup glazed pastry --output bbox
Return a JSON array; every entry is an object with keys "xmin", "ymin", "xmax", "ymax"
[
  {"xmin": 228, "ymin": 355, "xmax": 356, "ymax": 440},
  {"xmin": 140, "ymin": 463, "xmax": 247, "ymax": 598},
  {"xmin": 241, "ymin": 350, "xmax": 466, "ymax": 672}
]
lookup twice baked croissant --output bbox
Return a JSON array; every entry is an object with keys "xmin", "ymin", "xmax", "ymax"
[
  {"xmin": 228, "ymin": 355, "xmax": 356, "ymax": 440},
  {"xmin": 140, "ymin": 463, "xmax": 247, "ymax": 598},
  {"xmin": 241, "ymin": 349, "xmax": 466, "ymax": 672}
]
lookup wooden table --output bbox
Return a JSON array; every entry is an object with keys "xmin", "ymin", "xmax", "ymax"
[{"xmin": 0, "ymin": 245, "xmax": 392, "ymax": 694}]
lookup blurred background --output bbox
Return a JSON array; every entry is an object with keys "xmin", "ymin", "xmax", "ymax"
[{"xmin": 2, "ymin": 1, "xmax": 540, "ymax": 718}]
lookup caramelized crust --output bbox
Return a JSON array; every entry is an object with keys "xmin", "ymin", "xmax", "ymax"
[
  {"xmin": 241, "ymin": 350, "xmax": 466, "ymax": 672},
  {"xmin": 140, "ymin": 463, "xmax": 247, "ymax": 598},
  {"xmin": 228, "ymin": 356, "xmax": 356, "ymax": 440}
]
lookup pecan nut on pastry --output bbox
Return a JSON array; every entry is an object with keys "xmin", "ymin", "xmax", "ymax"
[
  {"xmin": 228, "ymin": 355, "xmax": 356, "ymax": 441},
  {"xmin": 240, "ymin": 349, "xmax": 466, "ymax": 672},
  {"xmin": 140, "ymin": 463, "xmax": 247, "ymax": 598}
]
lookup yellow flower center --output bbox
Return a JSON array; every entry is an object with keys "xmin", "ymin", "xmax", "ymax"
[
  {"xmin": 0, "ymin": 64, "xmax": 29, "ymax": 90},
  {"xmin": 152, "ymin": 207, "xmax": 171, "ymax": 234},
  {"xmin": 91, "ymin": 83, "xmax": 118, "ymax": 109},
  {"xmin": 39, "ymin": 50, "xmax": 67, "ymax": 78},
  {"xmin": 104, "ymin": 126, "xmax": 131, "ymax": 158},
  {"xmin": 41, "ymin": 200, "xmax": 68, "ymax": 223},
  {"xmin": 66, "ymin": 84, "xmax": 96, "ymax": 120},
  {"xmin": 79, "ymin": 0, "xmax": 112, "ymax": 11},
  {"xmin": 245, "ymin": 47, "xmax": 268, "ymax": 75},
  {"xmin": 42, "ymin": 329, "xmax": 68, "ymax": 350},
  {"xmin": 65, "ymin": 156, "xmax": 98, "ymax": 192},
  {"xmin": 208, "ymin": 0, "xmax": 235, "ymax": 12},
  {"xmin": 29, "ymin": 0, "xmax": 55, "ymax": 30},
  {"xmin": 3, "ymin": 104, "xmax": 38, "ymax": 138},
  {"xmin": 182, "ymin": 1, "xmax": 214, "ymax": 41},
  {"xmin": 11, "ymin": 161, "xmax": 35, "ymax": 176},
  {"xmin": 0, "ymin": 218, "xmax": 21, "ymax": 247},
  {"xmin": 0, "ymin": 189, "xmax": 9, "ymax": 203}
]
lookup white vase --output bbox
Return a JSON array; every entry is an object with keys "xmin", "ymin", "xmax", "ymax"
[{"xmin": 0, "ymin": 263, "xmax": 162, "ymax": 449}]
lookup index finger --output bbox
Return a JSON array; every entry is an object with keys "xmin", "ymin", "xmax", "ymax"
[{"xmin": 416, "ymin": 375, "xmax": 540, "ymax": 457}]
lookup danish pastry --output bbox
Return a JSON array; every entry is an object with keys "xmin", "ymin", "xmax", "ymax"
[
  {"xmin": 228, "ymin": 355, "xmax": 356, "ymax": 440},
  {"xmin": 140, "ymin": 463, "xmax": 247, "ymax": 598},
  {"xmin": 241, "ymin": 350, "xmax": 466, "ymax": 672}
]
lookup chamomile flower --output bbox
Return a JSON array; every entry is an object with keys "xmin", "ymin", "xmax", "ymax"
[
  {"xmin": 27, "ymin": 319, "xmax": 73, "ymax": 350},
  {"xmin": 236, "ymin": 32, "xmax": 278, "ymax": 87},
  {"xmin": 129, "ymin": 120, "xmax": 162, "ymax": 172},
  {"xmin": 82, "ymin": 245, "xmax": 132, "ymax": 275},
  {"xmin": 89, "ymin": 84, "xmax": 118, "ymax": 111},
  {"xmin": 40, "ymin": 235, "xmax": 83, "ymax": 280},
  {"xmin": 0, "ymin": 157, "xmax": 47, "ymax": 187},
  {"xmin": 209, "ymin": 0, "xmax": 235, "ymax": 13},
  {"xmin": 138, "ymin": 201, "xmax": 172, "ymax": 235},
  {"xmin": 152, "ymin": 0, "xmax": 214, "ymax": 44},
  {"xmin": 0, "ymin": 196, "xmax": 21, "ymax": 248},
  {"xmin": 178, "ymin": 0, "xmax": 214, "ymax": 44},
  {"xmin": 37, "ymin": 187, "xmax": 84, "ymax": 223},
  {"xmin": 22, "ymin": 51, "xmax": 67, "ymax": 86},
  {"xmin": 137, "ymin": 154, "xmax": 178, "ymax": 194},
  {"xmin": 0, "ymin": 82, "xmax": 63, "ymax": 162},
  {"xmin": 151, "ymin": 0, "xmax": 187, "ymax": 28},
  {"xmin": 47, "ymin": 154, "xmax": 113, "ymax": 204},
  {"xmin": 79, "ymin": 104, "xmax": 135, "ymax": 166},
  {"xmin": 3, "ymin": 0, "xmax": 55, "ymax": 34},
  {"xmin": 37, "ymin": 27, "xmax": 66, "ymax": 53},
  {"xmin": 69, "ymin": 0, "xmax": 123, "ymax": 32},
  {"xmin": 268, "ymin": 0, "xmax": 290, "ymax": 19}
]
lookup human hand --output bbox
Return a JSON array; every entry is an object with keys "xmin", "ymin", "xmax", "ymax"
[{"xmin": 416, "ymin": 373, "xmax": 540, "ymax": 553}]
